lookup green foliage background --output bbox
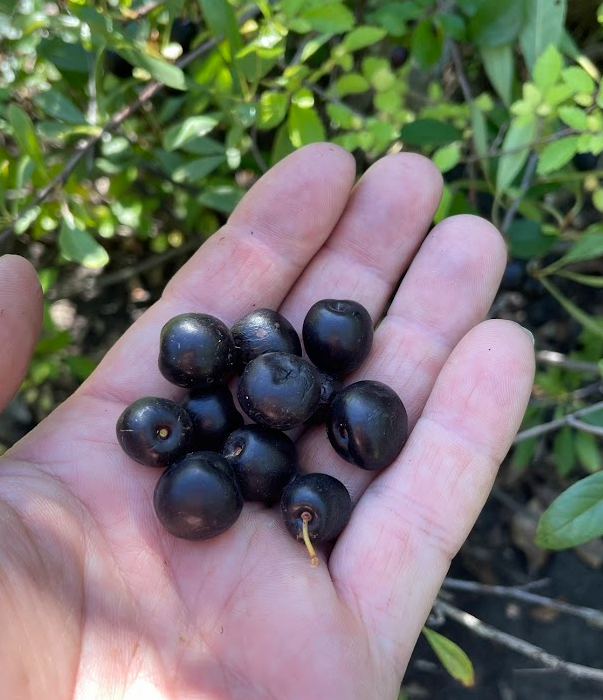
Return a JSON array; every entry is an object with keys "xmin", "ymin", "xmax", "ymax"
[{"xmin": 3, "ymin": 0, "xmax": 603, "ymax": 598}]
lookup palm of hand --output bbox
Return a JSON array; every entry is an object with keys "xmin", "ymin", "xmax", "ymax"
[{"xmin": 0, "ymin": 145, "xmax": 534, "ymax": 700}]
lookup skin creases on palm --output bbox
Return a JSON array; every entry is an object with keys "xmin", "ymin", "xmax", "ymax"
[{"xmin": 0, "ymin": 144, "xmax": 534, "ymax": 700}]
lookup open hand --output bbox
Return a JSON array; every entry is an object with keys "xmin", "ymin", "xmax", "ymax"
[{"xmin": 0, "ymin": 144, "xmax": 534, "ymax": 699}]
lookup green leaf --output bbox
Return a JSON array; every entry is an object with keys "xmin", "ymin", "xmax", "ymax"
[
  {"xmin": 536, "ymin": 471, "xmax": 603, "ymax": 549},
  {"xmin": 38, "ymin": 37, "xmax": 90, "ymax": 74},
  {"xmin": 198, "ymin": 185, "xmax": 244, "ymax": 214},
  {"xmin": 288, "ymin": 104, "xmax": 326, "ymax": 148},
  {"xmin": 58, "ymin": 220, "xmax": 109, "ymax": 269},
  {"xmin": 7, "ymin": 104, "xmax": 47, "ymax": 177},
  {"xmin": 258, "ymin": 91, "xmax": 288, "ymax": 130},
  {"xmin": 432, "ymin": 143, "xmax": 461, "ymax": 173},
  {"xmin": 343, "ymin": 26, "xmax": 387, "ymax": 52},
  {"xmin": 65, "ymin": 355, "xmax": 97, "ymax": 380},
  {"xmin": 481, "ymin": 44, "xmax": 514, "ymax": 106},
  {"xmin": 496, "ymin": 116, "xmax": 537, "ymax": 193},
  {"xmin": 575, "ymin": 431, "xmax": 602, "ymax": 473},
  {"xmin": 411, "ymin": 20, "xmax": 443, "ymax": 69},
  {"xmin": 163, "ymin": 116, "xmax": 219, "ymax": 151},
  {"xmin": 335, "ymin": 73, "xmax": 370, "ymax": 96},
  {"xmin": 172, "ymin": 155, "xmax": 225, "ymax": 182},
  {"xmin": 469, "ymin": 0, "xmax": 525, "ymax": 48},
  {"xmin": 537, "ymin": 136, "xmax": 581, "ymax": 175},
  {"xmin": 270, "ymin": 122, "xmax": 295, "ymax": 165},
  {"xmin": 197, "ymin": 0, "xmax": 241, "ymax": 53},
  {"xmin": 470, "ymin": 102, "xmax": 488, "ymax": 159},
  {"xmin": 33, "ymin": 90, "xmax": 86, "ymax": 125},
  {"xmin": 400, "ymin": 119, "xmax": 462, "ymax": 147},
  {"xmin": 301, "ymin": 4, "xmax": 355, "ymax": 33},
  {"xmin": 562, "ymin": 67, "xmax": 595, "ymax": 95},
  {"xmin": 436, "ymin": 13, "xmax": 466, "ymax": 41},
  {"xmin": 117, "ymin": 48, "xmax": 187, "ymax": 91},
  {"xmin": 533, "ymin": 44, "xmax": 563, "ymax": 92},
  {"xmin": 554, "ymin": 426, "xmax": 575, "ymax": 477},
  {"xmin": 507, "ymin": 219, "xmax": 555, "ymax": 258},
  {"xmin": 558, "ymin": 105, "xmax": 588, "ymax": 131},
  {"xmin": 557, "ymin": 226, "xmax": 603, "ymax": 265},
  {"xmin": 540, "ymin": 277, "xmax": 603, "ymax": 339},
  {"xmin": 422, "ymin": 628, "xmax": 475, "ymax": 688},
  {"xmin": 519, "ymin": 0, "xmax": 567, "ymax": 72},
  {"xmin": 512, "ymin": 436, "xmax": 538, "ymax": 471}
]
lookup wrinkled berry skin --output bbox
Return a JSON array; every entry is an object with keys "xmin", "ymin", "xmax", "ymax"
[
  {"xmin": 303, "ymin": 299, "xmax": 374, "ymax": 375},
  {"xmin": 306, "ymin": 368, "xmax": 342, "ymax": 425},
  {"xmin": 281, "ymin": 473, "xmax": 351, "ymax": 543},
  {"xmin": 116, "ymin": 397, "xmax": 193, "ymax": 468},
  {"xmin": 231, "ymin": 308, "xmax": 302, "ymax": 372},
  {"xmin": 327, "ymin": 380, "xmax": 408, "ymax": 471},
  {"xmin": 237, "ymin": 352, "xmax": 321, "ymax": 430},
  {"xmin": 184, "ymin": 388, "xmax": 244, "ymax": 451},
  {"xmin": 223, "ymin": 425, "xmax": 298, "ymax": 504},
  {"xmin": 153, "ymin": 452, "xmax": 243, "ymax": 540},
  {"xmin": 159, "ymin": 313, "xmax": 235, "ymax": 389}
]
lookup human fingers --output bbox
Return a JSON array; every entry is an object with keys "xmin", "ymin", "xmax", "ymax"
[
  {"xmin": 0, "ymin": 255, "xmax": 43, "ymax": 412},
  {"xmin": 331, "ymin": 320, "xmax": 534, "ymax": 673}
]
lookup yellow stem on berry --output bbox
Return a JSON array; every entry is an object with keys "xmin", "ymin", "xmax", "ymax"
[{"xmin": 301, "ymin": 512, "xmax": 319, "ymax": 568}]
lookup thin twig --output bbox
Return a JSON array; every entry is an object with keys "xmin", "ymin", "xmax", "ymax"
[
  {"xmin": 96, "ymin": 236, "xmax": 202, "ymax": 289},
  {"xmin": 437, "ymin": 600, "xmax": 603, "ymax": 683},
  {"xmin": 0, "ymin": 5, "xmax": 261, "ymax": 245},
  {"xmin": 565, "ymin": 415, "xmax": 603, "ymax": 437},
  {"xmin": 536, "ymin": 350, "xmax": 601, "ymax": 375},
  {"xmin": 513, "ymin": 400, "xmax": 603, "ymax": 444},
  {"xmin": 448, "ymin": 41, "xmax": 472, "ymax": 104},
  {"xmin": 501, "ymin": 151, "xmax": 539, "ymax": 233},
  {"xmin": 249, "ymin": 125, "xmax": 268, "ymax": 173},
  {"xmin": 122, "ymin": 0, "xmax": 162, "ymax": 20},
  {"xmin": 442, "ymin": 578, "xmax": 603, "ymax": 629},
  {"xmin": 460, "ymin": 128, "xmax": 576, "ymax": 166}
]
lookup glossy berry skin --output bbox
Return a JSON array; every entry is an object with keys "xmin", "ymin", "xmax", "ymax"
[
  {"xmin": 159, "ymin": 313, "xmax": 235, "ymax": 389},
  {"xmin": 116, "ymin": 397, "xmax": 193, "ymax": 468},
  {"xmin": 303, "ymin": 299, "xmax": 374, "ymax": 375},
  {"xmin": 183, "ymin": 387, "xmax": 244, "ymax": 451},
  {"xmin": 223, "ymin": 425, "xmax": 298, "ymax": 504},
  {"xmin": 231, "ymin": 308, "xmax": 302, "ymax": 372},
  {"xmin": 327, "ymin": 380, "xmax": 408, "ymax": 471},
  {"xmin": 153, "ymin": 452, "xmax": 243, "ymax": 540},
  {"xmin": 281, "ymin": 473, "xmax": 351, "ymax": 544},
  {"xmin": 500, "ymin": 259, "xmax": 526, "ymax": 291},
  {"xmin": 237, "ymin": 352, "xmax": 321, "ymax": 430}
]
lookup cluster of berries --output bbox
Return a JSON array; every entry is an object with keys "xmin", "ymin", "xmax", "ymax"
[{"xmin": 116, "ymin": 300, "xmax": 408, "ymax": 566}]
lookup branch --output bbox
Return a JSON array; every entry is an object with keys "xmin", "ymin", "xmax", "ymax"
[
  {"xmin": 460, "ymin": 128, "xmax": 576, "ymax": 166},
  {"xmin": 0, "ymin": 4, "xmax": 261, "ymax": 246},
  {"xmin": 442, "ymin": 578, "xmax": 603, "ymax": 629},
  {"xmin": 501, "ymin": 151, "xmax": 539, "ymax": 233},
  {"xmin": 437, "ymin": 600, "xmax": 603, "ymax": 684},
  {"xmin": 536, "ymin": 350, "xmax": 601, "ymax": 375},
  {"xmin": 513, "ymin": 399, "xmax": 603, "ymax": 444},
  {"xmin": 448, "ymin": 41, "xmax": 473, "ymax": 104}
]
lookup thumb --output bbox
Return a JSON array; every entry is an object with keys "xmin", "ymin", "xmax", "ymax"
[{"xmin": 0, "ymin": 255, "xmax": 43, "ymax": 412}]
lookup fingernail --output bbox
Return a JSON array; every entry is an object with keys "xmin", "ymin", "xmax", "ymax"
[{"xmin": 516, "ymin": 323, "xmax": 534, "ymax": 345}]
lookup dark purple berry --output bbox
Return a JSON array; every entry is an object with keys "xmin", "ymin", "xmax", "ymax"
[
  {"xmin": 116, "ymin": 397, "xmax": 193, "ymax": 468},
  {"xmin": 231, "ymin": 308, "xmax": 302, "ymax": 372},
  {"xmin": 281, "ymin": 473, "xmax": 352, "ymax": 566},
  {"xmin": 153, "ymin": 452, "xmax": 243, "ymax": 540},
  {"xmin": 159, "ymin": 313, "xmax": 235, "ymax": 389},
  {"xmin": 327, "ymin": 380, "xmax": 408, "ymax": 471},
  {"xmin": 573, "ymin": 152, "xmax": 598, "ymax": 171},
  {"xmin": 223, "ymin": 425, "xmax": 298, "ymax": 504},
  {"xmin": 390, "ymin": 46, "xmax": 409, "ymax": 69},
  {"xmin": 170, "ymin": 18, "xmax": 198, "ymax": 53},
  {"xmin": 183, "ymin": 387, "xmax": 244, "ymax": 451},
  {"xmin": 237, "ymin": 352, "xmax": 321, "ymax": 430},
  {"xmin": 303, "ymin": 299, "xmax": 373, "ymax": 375},
  {"xmin": 501, "ymin": 259, "xmax": 526, "ymax": 291}
]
